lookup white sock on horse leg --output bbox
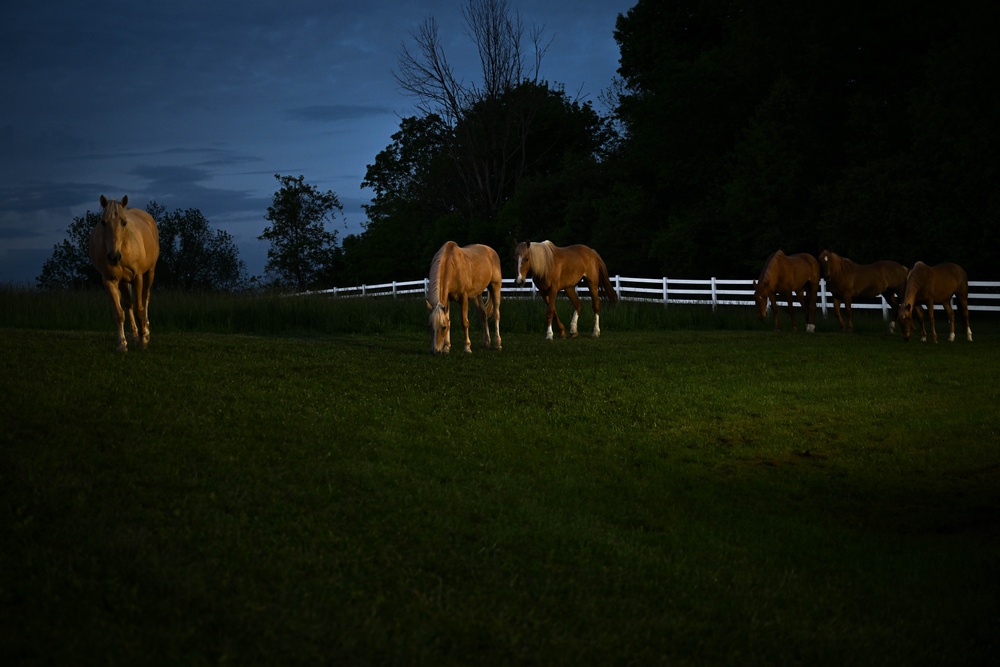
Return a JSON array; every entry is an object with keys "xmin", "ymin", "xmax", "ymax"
[
  {"xmin": 570, "ymin": 311, "xmax": 579, "ymax": 335},
  {"xmin": 593, "ymin": 313, "xmax": 601, "ymax": 337}
]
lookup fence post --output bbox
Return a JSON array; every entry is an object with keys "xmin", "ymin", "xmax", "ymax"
[
  {"xmin": 820, "ymin": 278, "xmax": 828, "ymax": 316},
  {"xmin": 424, "ymin": 278, "xmax": 429, "ymax": 300},
  {"xmin": 615, "ymin": 275, "xmax": 621, "ymax": 299},
  {"xmin": 392, "ymin": 280, "xmax": 397, "ymax": 298},
  {"xmin": 662, "ymin": 277, "xmax": 668, "ymax": 307},
  {"xmin": 711, "ymin": 277, "xmax": 718, "ymax": 311}
]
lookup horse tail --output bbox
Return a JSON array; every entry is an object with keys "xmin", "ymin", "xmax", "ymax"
[
  {"xmin": 598, "ymin": 260, "xmax": 618, "ymax": 305},
  {"xmin": 482, "ymin": 290, "xmax": 497, "ymax": 320}
]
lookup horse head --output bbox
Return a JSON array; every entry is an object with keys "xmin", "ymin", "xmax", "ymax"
[
  {"xmin": 513, "ymin": 241, "xmax": 532, "ymax": 286},
  {"xmin": 98, "ymin": 195, "xmax": 130, "ymax": 266},
  {"xmin": 817, "ymin": 249, "xmax": 834, "ymax": 278},
  {"xmin": 898, "ymin": 302, "xmax": 915, "ymax": 341},
  {"xmin": 751, "ymin": 279, "xmax": 769, "ymax": 320},
  {"xmin": 426, "ymin": 300, "xmax": 451, "ymax": 354}
]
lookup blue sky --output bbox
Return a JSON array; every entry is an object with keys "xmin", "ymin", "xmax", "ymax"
[{"xmin": 0, "ymin": 0, "xmax": 635, "ymax": 284}]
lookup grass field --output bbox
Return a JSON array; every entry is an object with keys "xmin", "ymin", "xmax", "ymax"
[{"xmin": 1, "ymin": 290, "xmax": 998, "ymax": 665}]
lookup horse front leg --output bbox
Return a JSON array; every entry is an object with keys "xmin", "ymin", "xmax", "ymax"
[
  {"xmin": 843, "ymin": 297, "xmax": 854, "ymax": 334},
  {"xmin": 832, "ymin": 297, "xmax": 846, "ymax": 331},
  {"xmin": 460, "ymin": 296, "xmax": 473, "ymax": 353},
  {"xmin": 542, "ymin": 291, "xmax": 564, "ymax": 340},
  {"xmin": 104, "ymin": 279, "xmax": 129, "ymax": 352},
  {"xmin": 786, "ymin": 291, "xmax": 799, "ymax": 332},
  {"xmin": 923, "ymin": 302, "xmax": 935, "ymax": 343},
  {"xmin": 769, "ymin": 293, "xmax": 782, "ymax": 331}
]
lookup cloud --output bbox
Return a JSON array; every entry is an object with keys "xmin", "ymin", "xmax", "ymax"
[{"xmin": 286, "ymin": 105, "xmax": 395, "ymax": 123}]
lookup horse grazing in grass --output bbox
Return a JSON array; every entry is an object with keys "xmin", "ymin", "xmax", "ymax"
[
  {"xmin": 89, "ymin": 195, "xmax": 160, "ymax": 352},
  {"xmin": 426, "ymin": 241, "xmax": 502, "ymax": 355},
  {"xmin": 818, "ymin": 249, "xmax": 908, "ymax": 334},
  {"xmin": 513, "ymin": 240, "xmax": 618, "ymax": 340},
  {"xmin": 898, "ymin": 261, "xmax": 972, "ymax": 343},
  {"xmin": 753, "ymin": 250, "xmax": 820, "ymax": 333}
]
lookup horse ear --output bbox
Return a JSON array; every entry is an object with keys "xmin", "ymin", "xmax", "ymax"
[
  {"xmin": 100, "ymin": 195, "xmax": 108, "ymax": 208},
  {"xmin": 426, "ymin": 300, "xmax": 433, "ymax": 312},
  {"xmin": 121, "ymin": 195, "xmax": 128, "ymax": 207}
]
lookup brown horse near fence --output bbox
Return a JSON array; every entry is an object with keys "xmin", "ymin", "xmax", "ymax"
[
  {"xmin": 425, "ymin": 241, "xmax": 502, "ymax": 354},
  {"xmin": 89, "ymin": 195, "xmax": 160, "ymax": 352},
  {"xmin": 753, "ymin": 250, "xmax": 820, "ymax": 332},
  {"xmin": 513, "ymin": 240, "xmax": 618, "ymax": 340},
  {"xmin": 898, "ymin": 261, "xmax": 973, "ymax": 343},
  {"xmin": 818, "ymin": 249, "xmax": 908, "ymax": 334}
]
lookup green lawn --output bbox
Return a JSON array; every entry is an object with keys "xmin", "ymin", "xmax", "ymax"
[{"xmin": 1, "ymin": 296, "xmax": 998, "ymax": 665}]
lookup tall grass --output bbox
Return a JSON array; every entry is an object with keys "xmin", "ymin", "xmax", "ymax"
[{"xmin": 0, "ymin": 285, "xmax": 903, "ymax": 338}]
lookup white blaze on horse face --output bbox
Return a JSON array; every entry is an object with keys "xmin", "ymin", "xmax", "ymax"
[{"xmin": 516, "ymin": 255, "xmax": 525, "ymax": 285}]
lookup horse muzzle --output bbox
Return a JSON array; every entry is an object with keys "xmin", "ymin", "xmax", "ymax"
[{"xmin": 107, "ymin": 251, "xmax": 122, "ymax": 265}]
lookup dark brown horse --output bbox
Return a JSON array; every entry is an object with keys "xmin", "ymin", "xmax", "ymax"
[
  {"xmin": 898, "ymin": 261, "xmax": 972, "ymax": 343},
  {"xmin": 513, "ymin": 240, "xmax": 618, "ymax": 340},
  {"xmin": 89, "ymin": 195, "xmax": 160, "ymax": 352},
  {"xmin": 818, "ymin": 249, "xmax": 908, "ymax": 334},
  {"xmin": 425, "ymin": 241, "xmax": 502, "ymax": 354},
  {"xmin": 753, "ymin": 250, "xmax": 820, "ymax": 332}
]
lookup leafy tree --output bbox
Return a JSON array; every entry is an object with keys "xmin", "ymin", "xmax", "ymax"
[
  {"xmin": 259, "ymin": 174, "xmax": 343, "ymax": 291},
  {"xmin": 157, "ymin": 207, "xmax": 248, "ymax": 291},
  {"xmin": 36, "ymin": 211, "xmax": 102, "ymax": 289}
]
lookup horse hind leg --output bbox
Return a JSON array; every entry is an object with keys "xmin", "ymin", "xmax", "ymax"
[
  {"xmin": 586, "ymin": 281, "xmax": 602, "ymax": 337},
  {"xmin": 488, "ymin": 284, "xmax": 502, "ymax": 350},
  {"xmin": 960, "ymin": 294, "xmax": 973, "ymax": 341},
  {"xmin": 565, "ymin": 286, "xmax": 583, "ymax": 338},
  {"xmin": 476, "ymin": 294, "xmax": 491, "ymax": 350}
]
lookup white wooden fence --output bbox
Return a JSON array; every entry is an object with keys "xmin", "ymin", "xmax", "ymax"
[{"xmin": 305, "ymin": 276, "xmax": 1000, "ymax": 317}]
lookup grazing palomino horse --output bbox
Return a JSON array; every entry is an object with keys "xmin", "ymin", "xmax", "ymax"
[
  {"xmin": 513, "ymin": 240, "xmax": 618, "ymax": 340},
  {"xmin": 753, "ymin": 250, "xmax": 820, "ymax": 332},
  {"xmin": 898, "ymin": 261, "xmax": 973, "ymax": 343},
  {"xmin": 89, "ymin": 195, "xmax": 160, "ymax": 352},
  {"xmin": 425, "ymin": 241, "xmax": 502, "ymax": 354},
  {"xmin": 818, "ymin": 249, "xmax": 908, "ymax": 334}
]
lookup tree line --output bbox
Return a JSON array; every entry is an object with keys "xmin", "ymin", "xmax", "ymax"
[{"xmin": 40, "ymin": 0, "xmax": 999, "ymax": 291}]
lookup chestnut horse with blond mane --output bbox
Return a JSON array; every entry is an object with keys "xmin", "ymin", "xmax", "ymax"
[
  {"xmin": 754, "ymin": 250, "xmax": 819, "ymax": 332},
  {"xmin": 425, "ymin": 241, "xmax": 502, "ymax": 354},
  {"xmin": 898, "ymin": 261, "xmax": 972, "ymax": 343},
  {"xmin": 818, "ymin": 249, "xmax": 908, "ymax": 334},
  {"xmin": 89, "ymin": 195, "xmax": 160, "ymax": 352},
  {"xmin": 513, "ymin": 240, "xmax": 618, "ymax": 340}
]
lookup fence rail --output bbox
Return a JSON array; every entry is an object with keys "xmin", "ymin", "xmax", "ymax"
[{"xmin": 305, "ymin": 277, "xmax": 1000, "ymax": 316}]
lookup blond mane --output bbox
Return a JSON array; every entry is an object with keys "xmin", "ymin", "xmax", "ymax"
[
  {"xmin": 528, "ymin": 240, "xmax": 556, "ymax": 279},
  {"xmin": 428, "ymin": 242, "xmax": 452, "ymax": 306}
]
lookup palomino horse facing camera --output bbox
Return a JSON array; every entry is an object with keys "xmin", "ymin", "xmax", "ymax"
[
  {"xmin": 89, "ymin": 195, "xmax": 160, "ymax": 352},
  {"xmin": 513, "ymin": 240, "xmax": 618, "ymax": 340},
  {"xmin": 426, "ymin": 241, "xmax": 502, "ymax": 355},
  {"xmin": 754, "ymin": 250, "xmax": 819, "ymax": 332},
  {"xmin": 818, "ymin": 249, "xmax": 908, "ymax": 334},
  {"xmin": 898, "ymin": 261, "xmax": 972, "ymax": 343}
]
